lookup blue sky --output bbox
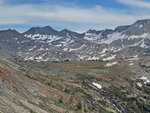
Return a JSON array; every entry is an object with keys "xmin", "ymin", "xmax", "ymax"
[{"xmin": 0, "ymin": 0, "xmax": 150, "ymax": 32}]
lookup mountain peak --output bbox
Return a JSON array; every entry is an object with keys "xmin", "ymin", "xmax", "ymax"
[
  {"xmin": 23, "ymin": 26, "xmax": 58, "ymax": 35},
  {"xmin": 86, "ymin": 29, "xmax": 103, "ymax": 35},
  {"xmin": 0, "ymin": 29, "xmax": 20, "ymax": 35},
  {"xmin": 124, "ymin": 19, "xmax": 150, "ymax": 35},
  {"xmin": 87, "ymin": 29, "xmax": 96, "ymax": 33},
  {"xmin": 134, "ymin": 19, "xmax": 150, "ymax": 24},
  {"xmin": 42, "ymin": 26, "xmax": 53, "ymax": 30},
  {"xmin": 61, "ymin": 29, "xmax": 71, "ymax": 33},
  {"xmin": 133, "ymin": 19, "xmax": 150, "ymax": 28},
  {"xmin": 60, "ymin": 29, "xmax": 84, "ymax": 38}
]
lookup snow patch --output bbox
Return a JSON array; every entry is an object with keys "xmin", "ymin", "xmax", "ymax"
[
  {"xmin": 139, "ymin": 24, "xmax": 143, "ymax": 28},
  {"xmin": 132, "ymin": 55, "xmax": 138, "ymax": 58},
  {"xmin": 129, "ymin": 63, "xmax": 134, "ymax": 66},
  {"xmin": 63, "ymin": 48, "xmax": 68, "ymax": 51},
  {"xmin": 113, "ymin": 48, "xmax": 122, "ymax": 53},
  {"xmin": 137, "ymin": 82, "xmax": 142, "ymax": 87},
  {"xmin": 101, "ymin": 48, "xmax": 108, "ymax": 54},
  {"xmin": 69, "ymin": 44, "xmax": 86, "ymax": 52},
  {"xmin": 105, "ymin": 62, "xmax": 117, "ymax": 67},
  {"xmin": 92, "ymin": 82, "xmax": 102, "ymax": 89},
  {"xmin": 127, "ymin": 57, "xmax": 139, "ymax": 61},
  {"xmin": 100, "ymin": 32, "xmax": 124, "ymax": 44},
  {"xmin": 28, "ymin": 46, "xmax": 37, "ymax": 51},
  {"xmin": 100, "ymin": 54, "xmax": 106, "ymax": 57},
  {"xmin": 140, "ymin": 76, "xmax": 150, "ymax": 84},
  {"xmin": 128, "ymin": 33, "xmax": 148, "ymax": 40},
  {"xmin": 102, "ymin": 55, "xmax": 116, "ymax": 61}
]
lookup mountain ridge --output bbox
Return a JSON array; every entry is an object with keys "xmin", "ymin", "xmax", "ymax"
[{"xmin": 1, "ymin": 19, "xmax": 150, "ymax": 61}]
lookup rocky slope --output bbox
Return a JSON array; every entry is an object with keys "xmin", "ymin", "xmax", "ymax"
[{"xmin": 0, "ymin": 56, "xmax": 149, "ymax": 113}]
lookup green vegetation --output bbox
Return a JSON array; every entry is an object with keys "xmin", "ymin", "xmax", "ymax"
[
  {"xmin": 99, "ymin": 109, "xmax": 113, "ymax": 113},
  {"xmin": 59, "ymin": 97, "xmax": 63, "ymax": 103},
  {"xmin": 77, "ymin": 101, "xmax": 82, "ymax": 110},
  {"xmin": 64, "ymin": 88, "xmax": 71, "ymax": 94},
  {"xmin": 97, "ymin": 100, "xmax": 107, "ymax": 106},
  {"xmin": 143, "ymin": 86, "xmax": 150, "ymax": 94},
  {"xmin": 30, "ymin": 110, "xmax": 36, "ymax": 113}
]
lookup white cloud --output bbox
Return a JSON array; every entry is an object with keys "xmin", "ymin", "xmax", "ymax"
[
  {"xmin": 0, "ymin": 0, "xmax": 150, "ymax": 32},
  {"xmin": 0, "ymin": 4, "xmax": 135, "ymax": 25},
  {"xmin": 117, "ymin": 0, "xmax": 150, "ymax": 9}
]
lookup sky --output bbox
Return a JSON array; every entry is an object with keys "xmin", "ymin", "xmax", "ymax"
[{"xmin": 1, "ymin": 0, "xmax": 150, "ymax": 33}]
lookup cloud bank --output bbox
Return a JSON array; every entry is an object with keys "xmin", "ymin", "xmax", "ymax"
[{"xmin": 0, "ymin": 0, "xmax": 150, "ymax": 32}]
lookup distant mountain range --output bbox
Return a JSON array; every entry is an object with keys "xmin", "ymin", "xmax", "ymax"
[{"xmin": 1, "ymin": 19, "xmax": 150, "ymax": 61}]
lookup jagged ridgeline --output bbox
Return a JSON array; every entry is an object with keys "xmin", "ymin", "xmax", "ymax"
[{"xmin": 0, "ymin": 19, "xmax": 150, "ymax": 61}]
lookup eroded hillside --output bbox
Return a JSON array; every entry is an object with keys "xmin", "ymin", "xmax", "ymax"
[{"xmin": 0, "ymin": 56, "xmax": 149, "ymax": 113}]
